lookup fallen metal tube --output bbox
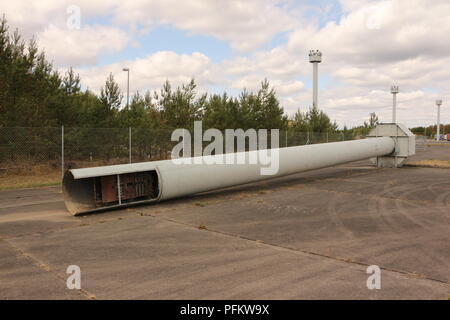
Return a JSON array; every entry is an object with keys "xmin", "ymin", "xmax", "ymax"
[{"xmin": 63, "ymin": 136, "xmax": 395, "ymax": 215}]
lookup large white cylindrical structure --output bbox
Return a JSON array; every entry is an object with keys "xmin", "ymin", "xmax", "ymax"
[
  {"xmin": 158, "ymin": 137, "xmax": 394, "ymax": 200},
  {"xmin": 63, "ymin": 137, "xmax": 395, "ymax": 215}
]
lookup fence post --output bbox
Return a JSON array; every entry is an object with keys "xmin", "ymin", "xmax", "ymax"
[
  {"xmin": 129, "ymin": 127, "xmax": 132, "ymax": 164},
  {"xmin": 285, "ymin": 130, "xmax": 288, "ymax": 148},
  {"xmin": 61, "ymin": 125, "xmax": 64, "ymax": 179},
  {"xmin": 326, "ymin": 132, "xmax": 329, "ymax": 143}
]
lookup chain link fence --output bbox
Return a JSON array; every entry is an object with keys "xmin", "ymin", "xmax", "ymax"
[
  {"xmin": 0, "ymin": 127, "xmax": 366, "ymax": 179},
  {"xmin": 0, "ymin": 127, "xmax": 62, "ymax": 175}
]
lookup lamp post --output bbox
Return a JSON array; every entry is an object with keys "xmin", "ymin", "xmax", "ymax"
[
  {"xmin": 436, "ymin": 99, "xmax": 442, "ymax": 141},
  {"xmin": 391, "ymin": 85, "xmax": 399, "ymax": 123},
  {"xmin": 123, "ymin": 68, "xmax": 130, "ymax": 107}
]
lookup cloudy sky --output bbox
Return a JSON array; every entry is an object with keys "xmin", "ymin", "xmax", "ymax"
[{"xmin": 1, "ymin": 0, "xmax": 449, "ymax": 127}]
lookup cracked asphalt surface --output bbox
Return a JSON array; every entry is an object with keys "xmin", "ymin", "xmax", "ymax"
[{"xmin": 0, "ymin": 145, "xmax": 449, "ymax": 299}]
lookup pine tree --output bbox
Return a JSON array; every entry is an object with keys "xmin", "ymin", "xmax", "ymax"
[{"xmin": 99, "ymin": 73, "xmax": 123, "ymax": 127}]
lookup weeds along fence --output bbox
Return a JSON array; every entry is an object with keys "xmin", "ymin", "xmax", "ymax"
[{"xmin": 0, "ymin": 127, "xmax": 364, "ymax": 176}]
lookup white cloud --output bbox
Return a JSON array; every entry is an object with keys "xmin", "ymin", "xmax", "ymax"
[
  {"xmin": 288, "ymin": 0, "xmax": 450, "ymax": 64},
  {"xmin": 0, "ymin": 1, "xmax": 66, "ymax": 36},
  {"xmin": 1, "ymin": 0, "xmax": 128, "ymax": 67},
  {"xmin": 275, "ymin": 81, "xmax": 304, "ymax": 96},
  {"xmin": 0, "ymin": 1, "xmax": 116, "ymax": 36},
  {"xmin": 76, "ymin": 51, "xmax": 220, "ymax": 96},
  {"xmin": 37, "ymin": 24, "xmax": 129, "ymax": 66},
  {"xmin": 1, "ymin": 0, "xmax": 299, "ymax": 65},
  {"xmin": 111, "ymin": 0, "xmax": 299, "ymax": 52},
  {"xmin": 221, "ymin": 0, "xmax": 450, "ymax": 127},
  {"xmin": 2, "ymin": 0, "xmax": 450, "ymax": 127}
]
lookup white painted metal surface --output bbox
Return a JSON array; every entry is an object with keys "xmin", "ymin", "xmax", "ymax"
[
  {"xmin": 63, "ymin": 136, "xmax": 395, "ymax": 215},
  {"xmin": 368, "ymin": 123, "xmax": 415, "ymax": 167},
  {"xmin": 70, "ymin": 158, "xmax": 168, "ymax": 180},
  {"xmin": 157, "ymin": 137, "xmax": 394, "ymax": 201}
]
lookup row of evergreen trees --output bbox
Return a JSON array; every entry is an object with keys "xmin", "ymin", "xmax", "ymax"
[{"xmin": 1, "ymin": 16, "xmax": 369, "ymax": 134}]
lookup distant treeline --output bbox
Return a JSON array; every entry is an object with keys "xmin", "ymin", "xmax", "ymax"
[
  {"xmin": 410, "ymin": 125, "xmax": 450, "ymax": 137},
  {"xmin": 1, "ymin": 16, "xmax": 383, "ymax": 135}
]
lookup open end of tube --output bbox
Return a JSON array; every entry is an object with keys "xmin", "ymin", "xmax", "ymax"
[{"xmin": 62, "ymin": 170, "xmax": 160, "ymax": 215}]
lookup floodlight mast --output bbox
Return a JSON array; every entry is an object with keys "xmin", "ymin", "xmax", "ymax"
[
  {"xmin": 436, "ymin": 99, "xmax": 442, "ymax": 141},
  {"xmin": 123, "ymin": 68, "xmax": 130, "ymax": 107},
  {"xmin": 391, "ymin": 85, "xmax": 399, "ymax": 123},
  {"xmin": 309, "ymin": 50, "xmax": 322, "ymax": 109}
]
